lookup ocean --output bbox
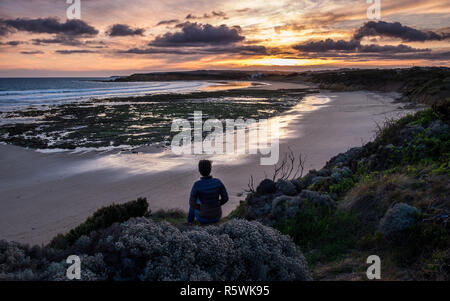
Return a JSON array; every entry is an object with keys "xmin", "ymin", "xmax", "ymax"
[{"xmin": 0, "ymin": 78, "xmax": 211, "ymax": 111}]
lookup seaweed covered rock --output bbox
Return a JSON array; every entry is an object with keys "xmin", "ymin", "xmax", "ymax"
[
  {"xmin": 0, "ymin": 219, "xmax": 311, "ymax": 281},
  {"xmin": 379, "ymin": 203, "xmax": 420, "ymax": 244}
]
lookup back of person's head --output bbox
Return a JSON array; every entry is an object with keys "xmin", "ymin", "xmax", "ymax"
[{"xmin": 198, "ymin": 160, "xmax": 212, "ymax": 177}]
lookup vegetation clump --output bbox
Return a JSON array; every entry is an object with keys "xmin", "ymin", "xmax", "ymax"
[
  {"xmin": 49, "ymin": 197, "xmax": 150, "ymax": 249},
  {"xmin": 1, "ymin": 218, "xmax": 311, "ymax": 281}
]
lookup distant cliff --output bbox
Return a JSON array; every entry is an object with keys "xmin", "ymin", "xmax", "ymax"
[
  {"xmin": 293, "ymin": 67, "xmax": 450, "ymax": 105},
  {"xmin": 113, "ymin": 70, "xmax": 293, "ymax": 82},
  {"xmin": 114, "ymin": 67, "xmax": 450, "ymax": 105}
]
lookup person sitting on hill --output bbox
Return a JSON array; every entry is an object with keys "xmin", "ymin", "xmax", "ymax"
[{"xmin": 187, "ymin": 160, "xmax": 229, "ymax": 224}]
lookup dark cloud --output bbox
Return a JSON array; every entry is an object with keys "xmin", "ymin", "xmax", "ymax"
[
  {"xmin": 0, "ymin": 17, "xmax": 98, "ymax": 36},
  {"xmin": 293, "ymin": 39, "xmax": 360, "ymax": 52},
  {"xmin": 206, "ymin": 45, "xmax": 268, "ymax": 55},
  {"xmin": 185, "ymin": 11, "xmax": 227, "ymax": 20},
  {"xmin": 185, "ymin": 14, "xmax": 199, "ymax": 20},
  {"xmin": 358, "ymin": 44, "xmax": 428, "ymax": 53},
  {"xmin": 300, "ymin": 50, "xmax": 450, "ymax": 62},
  {"xmin": 84, "ymin": 40, "xmax": 107, "ymax": 49},
  {"xmin": 55, "ymin": 49, "xmax": 97, "ymax": 55},
  {"xmin": 211, "ymin": 11, "xmax": 227, "ymax": 19},
  {"xmin": 0, "ymin": 23, "xmax": 14, "ymax": 36},
  {"xmin": 354, "ymin": 21, "xmax": 447, "ymax": 42},
  {"xmin": 20, "ymin": 50, "xmax": 43, "ymax": 55},
  {"xmin": 106, "ymin": 24, "xmax": 145, "ymax": 37},
  {"xmin": 293, "ymin": 38, "xmax": 428, "ymax": 53},
  {"xmin": 32, "ymin": 36, "xmax": 106, "ymax": 48},
  {"xmin": 32, "ymin": 36, "xmax": 83, "ymax": 46},
  {"xmin": 156, "ymin": 19, "xmax": 179, "ymax": 26},
  {"xmin": 149, "ymin": 22, "xmax": 244, "ymax": 47},
  {"xmin": 0, "ymin": 40, "xmax": 22, "ymax": 46},
  {"xmin": 120, "ymin": 47, "xmax": 187, "ymax": 55},
  {"xmin": 120, "ymin": 45, "xmax": 268, "ymax": 56}
]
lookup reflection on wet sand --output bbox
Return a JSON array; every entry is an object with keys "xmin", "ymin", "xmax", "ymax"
[
  {"xmin": 202, "ymin": 81, "xmax": 260, "ymax": 91},
  {"xmin": 84, "ymin": 94, "xmax": 331, "ymax": 175}
]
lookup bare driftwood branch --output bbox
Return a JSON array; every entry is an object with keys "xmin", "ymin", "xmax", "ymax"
[
  {"xmin": 246, "ymin": 150, "xmax": 307, "ymax": 194},
  {"xmin": 246, "ymin": 174, "xmax": 256, "ymax": 193},
  {"xmin": 272, "ymin": 149, "xmax": 307, "ymax": 181}
]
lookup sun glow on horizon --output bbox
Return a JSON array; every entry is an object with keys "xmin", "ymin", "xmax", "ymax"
[{"xmin": 236, "ymin": 58, "xmax": 334, "ymax": 67}]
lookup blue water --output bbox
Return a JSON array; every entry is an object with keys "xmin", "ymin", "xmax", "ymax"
[{"xmin": 0, "ymin": 78, "xmax": 209, "ymax": 111}]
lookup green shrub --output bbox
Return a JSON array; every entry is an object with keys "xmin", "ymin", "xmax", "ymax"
[
  {"xmin": 375, "ymin": 109, "xmax": 437, "ymax": 146},
  {"xmin": 49, "ymin": 197, "xmax": 150, "ymax": 249},
  {"xmin": 227, "ymin": 200, "xmax": 249, "ymax": 220},
  {"xmin": 330, "ymin": 177, "xmax": 355, "ymax": 195},
  {"xmin": 150, "ymin": 209, "xmax": 186, "ymax": 224},
  {"xmin": 276, "ymin": 201, "xmax": 360, "ymax": 265},
  {"xmin": 411, "ymin": 109, "xmax": 438, "ymax": 127}
]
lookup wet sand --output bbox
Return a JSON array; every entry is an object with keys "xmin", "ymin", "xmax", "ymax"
[{"xmin": 0, "ymin": 84, "xmax": 415, "ymax": 245}]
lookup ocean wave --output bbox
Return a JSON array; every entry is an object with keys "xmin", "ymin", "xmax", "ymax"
[{"xmin": 0, "ymin": 81, "xmax": 209, "ymax": 111}]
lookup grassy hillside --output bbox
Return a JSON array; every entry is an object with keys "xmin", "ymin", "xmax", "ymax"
[
  {"xmin": 232, "ymin": 99, "xmax": 449, "ymax": 280},
  {"xmin": 289, "ymin": 67, "xmax": 450, "ymax": 105}
]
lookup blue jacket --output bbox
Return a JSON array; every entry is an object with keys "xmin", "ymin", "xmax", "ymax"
[{"xmin": 189, "ymin": 176, "xmax": 228, "ymax": 220}]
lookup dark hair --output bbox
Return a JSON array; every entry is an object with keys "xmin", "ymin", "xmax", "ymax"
[{"xmin": 198, "ymin": 160, "xmax": 212, "ymax": 177}]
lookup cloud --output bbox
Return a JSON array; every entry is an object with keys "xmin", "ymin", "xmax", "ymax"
[
  {"xmin": 20, "ymin": 50, "xmax": 43, "ymax": 55},
  {"xmin": 149, "ymin": 22, "xmax": 244, "ymax": 47},
  {"xmin": 185, "ymin": 14, "xmax": 199, "ymax": 20},
  {"xmin": 156, "ymin": 19, "xmax": 179, "ymax": 26},
  {"xmin": 55, "ymin": 50, "xmax": 98, "ymax": 55},
  {"xmin": 120, "ymin": 47, "xmax": 187, "ymax": 55},
  {"xmin": 212, "ymin": 11, "xmax": 227, "ymax": 19},
  {"xmin": 358, "ymin": 44, "xmax": 428, "ymax": 53},
  {"xmin": 293, "ymin": 39, "xmax": 360, "ymax": 52},
  {"xmin": 205, "ymin": 45, "xmax": 268, "ymax": 55},
  {"xmin": 185, "ymin": 11, "xmax": 228, "ymax": 20},
  {"xmin": 32, "ymin": 36, "xmax": 106, "ymax": 48},
  {"xmin": 293, "ymin": 38, "xmax": 428, "ymax": 53},
  {"xmin": 235, "ymin": 8, "xmax": 251, "ymax": 13},
  {"xmin": 0, "ymin": 17, "xmax": 98, "ymax": 36},
  {"xmin": 0, "ymin": 24, "xmax": 14, "ymax": 36},
  {"xmin": 274, "ymin": 24, "xmax": 306, "ymax": 34},
  {"xmin": 301, "ymin": 50, "xmax": 450, "ymax": 62},
  {"xmin": 0, "ymin": 40, "xmax": 22, "ymax": 46},
  {"xmin": 32, "ymin": 36, "xmax": 83, "ymax": 46},
  {"xmin": 106, "ymin": 24, "xmax": 145, "ymax": 37},
  {"xmin": 120, "ymin": 45, "xmax": 268, "ymax": 56},
  {"xmin": 354, "ymin": 21, "xmax": 447, "ymax": 42}
]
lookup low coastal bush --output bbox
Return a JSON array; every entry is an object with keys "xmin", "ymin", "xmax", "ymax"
[
  {"xmin": 0, "ymin": 218, "xmax": 311, "ymax": 281},
  {"xmin": 150, "ymin": 208, "xmax": 186, "ymax": 224},
  {"xmin": 378, "ymin": 203, "xmax": 421, "ymax": 244},
  {"xmin": 276, "ymin": 201, "xmax": 360, "ymax": 265},
  {"xmin": 49, "ymin": 197, "xmax": 150, "ymax": 249}
]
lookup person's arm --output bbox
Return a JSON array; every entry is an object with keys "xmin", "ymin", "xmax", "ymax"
[
  {"xmin": 219, "ymin": 180, "xmax": 229, "ymax": 205},
  {"xmin": 189, "ymin": 183, "xmax": 201, "ymax": 210}
]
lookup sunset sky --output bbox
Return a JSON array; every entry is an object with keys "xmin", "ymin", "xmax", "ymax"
[{"xmin": 0, "ymin": 0, "xmax": 449, "ymax": 76}]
